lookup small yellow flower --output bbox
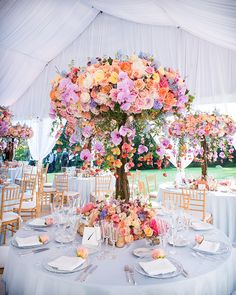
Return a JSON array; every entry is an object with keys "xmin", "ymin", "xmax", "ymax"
[
  {"xmin": 152, "ymin": 72, "xmax": 160, "ymax": 82},
  {"xmin": 112, "ymin": 147, "xmax": 121, "ymax": 155},
  {"xmin": 107, "ymin": 155, "xmax": 115, "ymax": 162},
  {"xmin": 109, "ymin": 72, "xmax": 119, "ymax": 84}
]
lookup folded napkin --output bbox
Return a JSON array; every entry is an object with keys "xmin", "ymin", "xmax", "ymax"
[
  {"xmin": 48, "ymin": 256, "xmax": 85, "ymax": 271},
  {"xmin": 194, "ymin": 240, "xmax": 220, "ymax": 253},
  {"xmin": 191, "ymin": 222, "xmax": 211, "ymax": 231},
  {"xmin": 15, "ymin": 236, "xmax": 41, "ymax": 247},
  {"xmin": 139, "ymin": 258, "xmax": 176, "ymax": 276},
  {"xmin": 29, "ymin": 219, "xmax": 46, "ymax": 226}
]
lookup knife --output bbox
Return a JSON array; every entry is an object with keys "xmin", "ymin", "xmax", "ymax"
[
  {"xmin": 81, "ymin": 265, "xmax": 98, "ymax": 282},
  {"xmin": 20, "ymin": 247, "xmax": 50, "ymax": 256}
]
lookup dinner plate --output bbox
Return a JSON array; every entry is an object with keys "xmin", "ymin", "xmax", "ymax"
[
  {"xmin": 43, "ymin": 258, "xmax": 89, "ymax": 274},
  {"xmin": 133, "ymin": 247, "xmax": 153, "ymax": 258},
  {"xmin": 11, "ymin": 237, "xmax": 49, "ymax": 249},
  {"xmin": 168, "ymin": 237, "xmax": 189, "ymax": 247},
  {"xmin": 135, "ymin": 257, "xmax": 183, "ymax": 279},
  {"xmin": 27, "ymin": 219, "xmax": 51, "ymax": 228},
  {"xmin": 55, "ymin": 235, "xmax": 74, "ymax": 244},
  {"xmin": 190, "ymin": 241, "xmax": 230, "ymax": 255},
  {"xmin": 190, "ymin": 222, "xmax": 212, "ymax": 231}
]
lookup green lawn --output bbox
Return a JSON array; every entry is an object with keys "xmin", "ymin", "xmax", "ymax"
[{"xmin": 47, "ymin": 166, "xmax": 236, "ymax": 188}]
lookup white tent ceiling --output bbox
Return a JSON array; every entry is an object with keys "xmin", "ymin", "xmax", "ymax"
[{"xmin": 0, "ymin": 0, "xmax": 236, "ymax": 119}]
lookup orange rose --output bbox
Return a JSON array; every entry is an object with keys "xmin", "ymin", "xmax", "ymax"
[
  {"xmin": 165, "ymin": 92, "xmax": 176, "ymax": 106},
  {"xmin": 134, "ymin": 79, "xmax": 145, "ymax": 90},
  {"xmin": 159, "ymin": 87, "xmax": 168, "ymax": 99},
  {"xmin": 100, "ymin": 85, "xmax": 112, "ymax": 94},
  {"xmin": 120, "ymin": 62, "xmax": 131, "ymax": 74}
]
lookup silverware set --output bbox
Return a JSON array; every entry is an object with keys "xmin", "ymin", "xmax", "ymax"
[
  {"xmin": 124, "ymin": 265, "xmax": 137, "ymax": 285},
  {"xmin": 75, "ymin": 264, "xmax": 98, "ymax": 282}
]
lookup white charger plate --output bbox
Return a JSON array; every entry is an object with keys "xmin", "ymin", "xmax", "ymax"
[
  {"xmin": 168, "ymin": 237, "xmax": 189, "ymax": 247},
  {"xmin": 11, "ymin": 237, "xmax": 49, "ymax": 249},
  {"xmin": 190, "ymin": 241, "xmax": 230, "ymax": 255},
  {"xmin": 133, "ymin": 247, "xmax": 153, "ymax": 258},
  {"xmin": 190, "ymin": 222, "xmax": 212, "ymax": 231},
  {"xmin": 43, "ymin": 258, "xmax": 89, "ymax": 274},
  {"xmin": 135, "ymin": 257, "xmax": 183, "ymax": 279}
]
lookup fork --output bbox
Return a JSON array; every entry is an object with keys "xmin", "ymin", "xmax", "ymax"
[
  {"xmin": 128, "ymin": 266, "xmax": 137, "ymax": 285},
  {"xmin": 124, "ymin": 265, "xmax": 131, "ymax": 283}
]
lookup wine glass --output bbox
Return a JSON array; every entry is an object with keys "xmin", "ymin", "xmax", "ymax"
[{"xmin": 94, "ymin": 222, "xmax": 103, "ymax": 259}]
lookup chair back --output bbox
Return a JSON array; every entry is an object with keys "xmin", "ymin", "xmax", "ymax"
[
  {"xmin": 21, "ymin": 173, "xmax": 37, "ymax": 200},
  {"xmin": 163, "ymin": 191, "xmax": 187, "ymax": 211},
  {"xmin": 181, "ymin": 189, "xmax": 206, "ymax": 220},
  {"xmin": 95, "ymin": 175, "xmax": 112, "ymax": 201},
  {"xmin": 0, "ymin": 185, "xmax": 23, "ymax": 218},
  {"xmin": 128, "ymin": 173, "xmax": 136, "ymax": 192},
  {"xmin": 138, "ymin": 180, "xmax": 146, "ymax": 196},
  {"xmin": 145, "ymin": 174, "xmax": 157, "ymax": 193},
  {"xmin": 22, "ymin": 164, "xmax": 33, "ymax": 175},
  {"xmin": 136, "ymin": 170, "xmax": 141, "ymax": 181},
  {"xmin": 55, "ymin": 174, "xmax": 69, "ymax": 192}
]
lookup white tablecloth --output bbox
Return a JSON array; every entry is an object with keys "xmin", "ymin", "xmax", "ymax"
[
  {"xmin": 8, "ymin": 167, "xmax": 22, "ymax": 183},
  {"xmin": 53, "ymin": 175, "xmax": 116, "ymax": 206},
  {"xmin": 3, "ymin": 220, "xmax": 235, "ymax": 295},
  {"xmin": 158, "ymin": 183, "xmax": 236, "ymax": 245}
]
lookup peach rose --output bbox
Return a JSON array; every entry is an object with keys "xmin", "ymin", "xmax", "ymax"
[
  {"xmin": 76, "ymin": 247, "xmax": 88, "ymax": 259},
  {"xmin": 152, "ymin": 249, "xmax": 166, "ymax": 259},
  {"xmin": 39, "ymin": 235, "xmax": 49, "ymax": 244},
  {"xmin": 144, "ymin": 227, "xmax": 153, "ymax": 237}
]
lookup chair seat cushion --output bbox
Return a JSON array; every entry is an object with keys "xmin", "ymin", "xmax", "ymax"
[
  {"xmin": 43, "ymin": 187, "xmax": 55, "ymax": 193},
  {"xmin": 149, "ymin": 191, "xmax": 158, "ymax": 198},
  {"xmin": 44, "ymin": 182, "xmax": 53, "ymax": 187},
  {"xmin": 21, "ymin": 201, "xmax": 36, "ymax": 210},
  {"xmin": 190, "ymin": 211, "xmax": 212, "ymax": 222},
  {"xmin": 2, "ymin": 212, "xmax": 19, "ymax": 223}
]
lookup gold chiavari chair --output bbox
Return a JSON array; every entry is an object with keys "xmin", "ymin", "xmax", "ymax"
[
  {"xmin": 181, "ymin": 189, "xmax": 212, "ymax": 223},
  {"xmin": 15, "ymin": 164, "xmax": 34, "ymax": 185},
  {"xmin": 163, "ymin": 191, "xmax": 188, "ymax": 211},
  {"xmin": 42, "ymin": 164, "xmax": 53, "ymax": 188},
  {"xmin": 136, "ymin": 170, "xmax": 141, "ymax": 182},
  {"xmin": 54, "ymin": 174, "xmax": 79, "ymax": 203},
  {"xmin": 145, "ymin": 174, "xmax": 158, "ymax": 199},
  {"xmin": 91, "ymin": 175, "xmax": 113, "ymax": 202},
  {"xmin": 128, "ymin": 173, "xmax": 138, "ymax": 199},
  {"xmin": 138, "ymin": 180, "xmax": 147, "ymax": 197},
  {"xmin": 38, "ymin": 170, "xmax": 56, "ymax": 210},
  {"xmin": 14, "ymin": 173, "xmax": 38, "ymax": 220},
  {"xmin": 0, "ymin": 185, "xmax": 23, "ymax": 244}
]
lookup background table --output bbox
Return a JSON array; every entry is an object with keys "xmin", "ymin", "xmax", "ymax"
[
  {"xmin": 53, "ymin": 174, "xmax": 116, "ymax": 206},
  {"xmin": 3, "ymin": 221, "xmax": 236, "ymax": 295},
  {"xmin": 158, "ymin": 183, "xmax": 236, "ymax": 245},
  {"xmin": 8, "ymin": 167, "xmax": 22, "ymax": 183}
]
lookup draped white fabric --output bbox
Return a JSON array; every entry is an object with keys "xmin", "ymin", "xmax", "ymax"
[
  {"xmin": 10, "ymin": 12, "xmax": 236, "ymax": 119},
  {"xmin": 0, "ymin": 0, "xmax": 98, "ymax": 105},
  {"xmin": 17, "ymin": 118, "xmax": 61, "ymax": 162},
  {"xmin": 0, "ymin": 0, "xmax": 235, "ymax": 120},
  {"xmin": 86, "ymin": 0, "xmax": 236, "ymax": 50}
]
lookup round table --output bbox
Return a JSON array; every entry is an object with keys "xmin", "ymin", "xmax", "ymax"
[
  {"xmin": 3, "ymin": 220, "xmax": 235, "ymax": 295},
  {"xmin": 53, "ymin": 175, "xmax": 116, "ymax": 206},
  {"xmin": 158, "ymin": 183, "xmax": 236, "ymax": 245},
  {"xmin": 8, "ymin": 167, "xmax": 22, "ymax": 183}
]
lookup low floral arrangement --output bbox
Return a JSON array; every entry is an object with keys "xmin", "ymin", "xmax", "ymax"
[
  {"xmin": 7, "ymin": 123, "xmax": 33, "ymax": 139},
  {"xmin": 152, "ymin": 248, "xmax": 166, "ymax": 259},
  {"xmin": 78, "ymin": 199, "xmax": 161, "ymax": 247},
  {"xmin": 39, "ymin": 234, "xmax": 49, "ymax": 244}
]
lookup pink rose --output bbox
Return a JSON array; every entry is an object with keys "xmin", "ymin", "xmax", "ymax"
[
  {"xmin": 45, "ymin": 217, "xmax": 54, "ymax": 226},
  {"xmin": 82, "ymin": 203, "xmax": 96, "ymax": 214}
]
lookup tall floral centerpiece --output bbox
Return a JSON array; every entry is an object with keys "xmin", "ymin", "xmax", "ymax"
[
  {"xmin": 50, "ymin": 53, "xmax": 193, "ymax": 201},
  {"xmin": 169, "ymin": 111, "xmax": 236, "ymax": 178},
  {"xmin": 5, "ymin": 123, "xmax": 33, "ymax": 161},
  {"xmin": 0, "ymin": 107, "xmax": 12, "ymax": 155}
]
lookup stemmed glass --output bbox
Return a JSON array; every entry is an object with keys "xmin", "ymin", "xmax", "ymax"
[
  {"xmin": 109, "ymin": 223, "xmax": 119, "ymax": 259},
  {"xmin": 157, "ymin": 219, "xmax": 169, "ymax": 251},
  {"xmin": 101, "ymin": 220, "xmax": 111, "ymax": 256},
  {"xmin": 169, "ymin": 215, "xmax": 177, "ymax": 255},
  {"xmin": 94, "ymin": 222, "xmax": 103, "ymax": 259}
]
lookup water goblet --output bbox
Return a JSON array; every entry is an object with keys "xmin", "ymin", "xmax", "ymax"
[{"xmin": 109, "ymin": 224, "xmax": 119, "ymax": 259}]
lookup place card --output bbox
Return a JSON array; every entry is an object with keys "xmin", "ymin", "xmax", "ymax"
[{"xmin": 82, "ymin": 227, "xmax": 100, "ymax": 247}]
